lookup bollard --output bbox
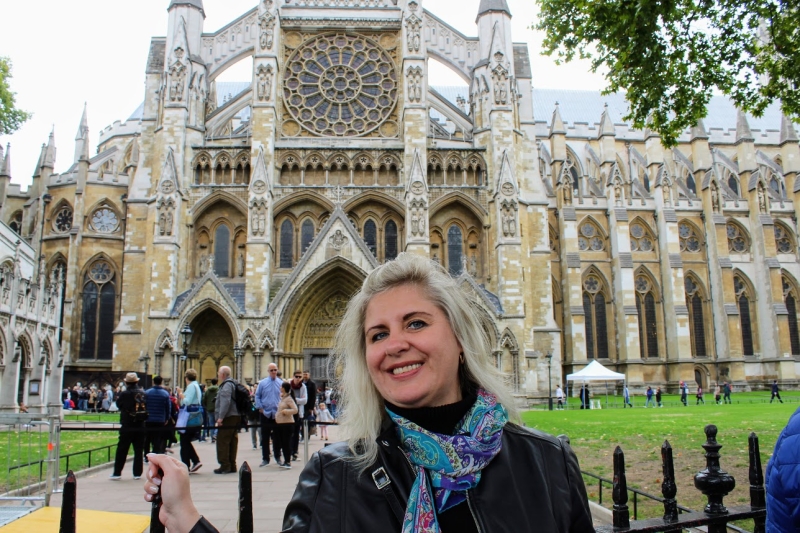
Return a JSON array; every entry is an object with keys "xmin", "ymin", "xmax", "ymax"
[
  {"xmin": 748, "ymin": 432, "xmax": 766, "ymax": 533},
  {"xmin": 660, "ymin": 440, "xmax": 680, "ymax": 533},
  {"xmin": 59, "ymin": 470, "xmax": 77, "ymax": 533},
  {"xmin": 238, "ymin": 462, "xmax": 253, "ymax": 533},
  {"xmin": 611, "ymin": 446, "xmax": 630, "ymax": 529},
  {"xmin": 694, "ymin": 425, "xmax": 735, "ymax": 533}
]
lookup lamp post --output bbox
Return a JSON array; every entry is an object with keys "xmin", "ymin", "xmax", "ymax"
[
  {"xmin": 138, "ymin": 352, "xmax": 151, "ymax": 388},
  {"xmin": 546, "ymin": 351, "xmax": 553, "ymax": 411},
  {"xmin": 180, "ymin": 324, "xmax": 193, "ymax": 377}
]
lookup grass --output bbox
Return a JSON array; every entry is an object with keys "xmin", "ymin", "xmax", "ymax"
[
  {"xmin": 0, "ymin": 414, "xmax": 122, "ymax": 493},
  {"xmin": 521, "ymin": 394, "xmax": 798, "ymax": 524}
]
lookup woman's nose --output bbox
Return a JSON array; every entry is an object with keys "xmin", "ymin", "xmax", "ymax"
[{"xmin": 382, "ymin": 330, "xmax": 410, "ymax": 355}]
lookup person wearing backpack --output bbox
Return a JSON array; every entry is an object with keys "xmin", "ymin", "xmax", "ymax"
[
  {"xmin": 213, "ymin": 366, "xmax": 240, "ymax": 474},
  {"xmin": 202, "ymin": 378, "xmax": 219, "ymax": 443},
  {"xmin": 110, "ymin": 373, "xmax": 147, "ymax": 480}
]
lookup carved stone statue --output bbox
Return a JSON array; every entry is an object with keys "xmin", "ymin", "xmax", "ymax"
[
  {"xmin": 168, "ymin": 62, "xmax": 186, "ymax": 102},
  {"xmin": 407, "ymin": 67, "xmax": 422, "ymax": 103},
  {"xmin": 256, "ymin": 66, "xmax": 272, "ymax": 102},
  {"xmin": 711, "ymin": 182, "xmax": 721, "ymax": 212},
  {"xmin": 159, "ymin": 212, "xmax": 167, "ymax": 236},
  {"xmin": 411, "ymin": 213, "xmax": 419, "ymax": 235},
  {"xmin": 469, "ymin": 254, "xmax": 477, "ymax": 277},
  {"xmin": 199, "ymin": 254, "xmax": 208, "ymax": 276},
  {"xmin": 237, "ymin": 252, "xmax": 245, "ymax": 277},
  {"xmin": 165, "ymin": 210, "xmax": 173, "ymax": 236},
  {"xmin": 758, "ymin": 185, "xmax": 769, "ymax": 214}
]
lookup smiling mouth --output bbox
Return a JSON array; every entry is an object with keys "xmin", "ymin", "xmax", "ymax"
[{"xmin": 391, "ymin": 363, "xmax": 422, "ymax": 376}]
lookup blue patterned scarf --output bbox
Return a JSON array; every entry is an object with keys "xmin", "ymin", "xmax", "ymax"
[{"xmin": 385, "ymin": 389, "xmax": 508, "ymax": 533}]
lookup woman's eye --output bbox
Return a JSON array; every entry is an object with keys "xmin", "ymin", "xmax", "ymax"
[
  {"xmin": 408, "ymin": 320, "xmax": 426, "ymax": 330},
  {"xmin": 371, "ymin": 331, "xmax": 388, "ymax": 342}
]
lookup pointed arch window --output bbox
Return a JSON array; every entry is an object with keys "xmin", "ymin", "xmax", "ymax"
[
  {"xmin": 447, "ymin": 225, "xmax": 463, "ymax": 276},
  {"xmin": 679, "ymin": 222, "xmax": 702, "ymax": 253},
  {"xmin": 578, "ymin": 221, "xmax": 605, "ymax": 251},
  {"xmin": 385, "ymin": 220, "xmax": 398, "ymax": 261},
  {"xmin": 685, "ymin": 276, "xmax": 707, "ymax": 357},
  {"xmin": 727, "ymin": 222, "xmax": 750, "ymax": 253},
  {"xmin": 301, "ymin": 220, "xmax": 315, "ymax": 254},
  {"xmin": 769, "ymin": 175, "xmax": 784, "ymax": 198},
  {"xmin": 583, "ymin": 275, "xmax": 609, "ymax": 359},
  {"xmin": 79, "ymin": 260, "xmax": 116, "ymax": 361},
  {"xmin": 686, "ymin": 174, "xmax": 697, "ymax": 195},
  {"xmin": 635, "ymin": 275, "xmax": 660, "ymax": 358},
  {"xmin": 8, "ymin": 211, "xmax": 22, "ymax": 234},
  {"xmin": 364, "ymin": 220, "xmax": 377, "ymax": 257},
  {"xmin": 775, "ymin": 224, "xmax": 795, "ymax": 254},
  {"xmin": 279, "ymin": 219, "xmax": 294, "ymax": 268},
  {"xmin": 727, "ymin": 172, "xmax": 740, "ymax": 197},
  {"xmin": 734, "ymin": 275, "xmax": 755, "ymax": 356},
  {"xmin": 783, "ymin": 278, "xmax": 800, "ymax": 355},
  {"xmin": 214, "ymin": 225, "xmax": 231, "ymax": 277},
  {"xmin": 630, "ymin": 222, "xmax": 655, "ymax": 252}
]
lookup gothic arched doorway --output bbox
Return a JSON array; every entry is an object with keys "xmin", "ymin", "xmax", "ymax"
[
  {"xmin": 186, "ymin": 308, "xmax": 235, "ymax": 384},
  {"xmin": 280, "ymin": 260, "xmax": 365, "ymax": 382}
]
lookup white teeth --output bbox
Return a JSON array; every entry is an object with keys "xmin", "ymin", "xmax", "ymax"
[{"xmin": 392, "ymin": 363, "xmax": 422, "ymax": 375}]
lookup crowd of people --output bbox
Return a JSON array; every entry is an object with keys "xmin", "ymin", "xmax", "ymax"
[{"xmin": 61, "ymin": 383, "xmax": 116, "ymax": 412}]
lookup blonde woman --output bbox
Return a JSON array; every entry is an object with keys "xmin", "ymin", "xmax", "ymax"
[{"xmin": 144, "ymin": 253, "xmax": 593, "ymax": 533}]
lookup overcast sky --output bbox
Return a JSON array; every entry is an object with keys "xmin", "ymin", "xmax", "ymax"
[{"xmin": 0, "ymin": 0, "xmax": 605, "ymax": 187}]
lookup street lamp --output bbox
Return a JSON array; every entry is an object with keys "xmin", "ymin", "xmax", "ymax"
[
  {"xmin": 180, "ymin": 324, "xmax": 193, "ymax": 376},
  {"xmin": 546, "ymin": 351, "xmax": 553, "ymax": 411},
  {"xmin": 138, "ymin": 352, "xmax": 151, "ymax": 388}
]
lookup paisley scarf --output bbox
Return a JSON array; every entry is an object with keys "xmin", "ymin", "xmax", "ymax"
[{"xmin": 385, "ymin": 389, "xmax": 508, "ymax": 533}]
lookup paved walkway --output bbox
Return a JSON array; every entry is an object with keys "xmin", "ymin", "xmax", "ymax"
[{"xmin": 48, "ymin": 426, "xmax": 340, "ymax": 533}]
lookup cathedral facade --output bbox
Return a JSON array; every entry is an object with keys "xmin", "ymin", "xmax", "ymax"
[{"xmin": 1, "ymin": 0, "xmax": 798, "ymax": 397}]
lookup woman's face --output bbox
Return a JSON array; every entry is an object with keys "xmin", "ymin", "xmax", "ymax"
[{"xmin": 364, "ymin": 284, "xmax": 462, "ymax": 409}]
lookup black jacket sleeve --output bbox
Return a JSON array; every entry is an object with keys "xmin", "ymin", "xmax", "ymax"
[
  {"xmin": 188, "ymin": 517, "xmax": 218, "ymax": 533},
  {"xmin": 281, "ymin": 451, "xmax": 323, "ymax": 533},
  {"xmin": 557, "ymin": 435, "xmax": 595, "ymax": 533}
]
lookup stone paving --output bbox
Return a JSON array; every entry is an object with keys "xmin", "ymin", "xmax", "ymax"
[{"xmin": 48, "ymin": 426, "xmax": 339, "ymax": 533}]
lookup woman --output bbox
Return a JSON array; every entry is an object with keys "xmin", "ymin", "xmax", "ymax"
[
  {"xmin": 144, "ymin": 253, "xmax": 593, "ymax": 532},
  {"xmin": 179, "ymin": 370, "xmax": 203, "ymax": 473},
  {"xmin": 276, "ymin": 381, "xmax": 298, "ymax": 469}
]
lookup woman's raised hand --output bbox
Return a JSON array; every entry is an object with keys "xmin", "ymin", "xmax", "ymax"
[{"xmin": 143, "ymin": 453, "xmax": 202, "ymax": 533}]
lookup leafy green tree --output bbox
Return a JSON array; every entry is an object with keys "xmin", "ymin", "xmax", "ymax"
[
  {"xmin": 0, "ymin": 57, "xmax": 31, "ymax": 135},
  {"xmin": 535, "ymin": 0, "xmax": 800, "ymax": 146}
]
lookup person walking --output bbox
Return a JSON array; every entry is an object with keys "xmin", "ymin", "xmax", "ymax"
[
  {"xmin": 623, "ymin": 385, "xmax": 633, "ymax": 408},
  {"xmin": 255, "ymin": 363, "xmax": 282, "ymax": 467},
  {"xmin": 696, "ymin": 385, "xmax": 705, "ymax": 405},
  {"xmin": 289, "ymin": 371, "xmax": 308, "ymax": 462},
  {"xmin": 679, "ymin": 381, "xmax": 688, "ymax": 406},
  {"xmin": 655, "ymin": 387, "xmax": 663, "ymax": 408},
  {"xmin": 302, "ymin": 371, "xmax": 317, "ymax": 440},
  {"xmin": 645, "ymin": 386, "xmax": 654, "ymax": 408},
  {"xmin": 179, "ymin": 369, "xmax": 203, "ymax": 474},
  {"xmin": 315, "ymin": 402, "xmax": 333, "ymax": 440},
  {"xmin": 555, "ymin": 385, "xmax": 564, "ymax": 410},
  {"xmin": 247, "ymin": 386, "xmax": 260, "ymax": 450},
  {"xmin": 214, "ymin": 366, "xmax": 241, "ymax": 474},
  {"xmin": 145, "ymin": 376, "xmax": 172, "ymax": 455},
  {"xmin": 723, "ymin": 382, "xmax": 732, "ymax": 404},
  {"xmin": 579, "ymin": 385, "xmax": 587, "ymax": 409},
  {"xmin": 771, "ymin": 380, "xmax": 784, "ymax": 403},
  {"xmin": 275, "ymin": 381, "xmax": 298, "ymax": 469},
  {"xmin": 714, "ymin": 383, "xmax": 722, "ymax": 404},
  {"xmin": 110, "ymin": 373, "xmax": 146, "ymax": 480},
  {"xmin": 201, "ymin": 378, "xmax": 219, "ymax": 443}
]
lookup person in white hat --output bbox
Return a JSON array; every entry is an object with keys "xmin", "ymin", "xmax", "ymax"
[{"xmin": 109, "ymin": 372, "xmax": 146, "ymax": 480}]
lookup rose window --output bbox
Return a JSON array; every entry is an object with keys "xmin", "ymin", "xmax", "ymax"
[
  {"xmin": 283, "ymin": 33, "xmax": 398, "ymax": 137},
  {"xmin": 54, "ymin": 207, "xmax": 73, "ymax": 233},
  {"xmin": 630, "ymin": 222, "xmax": 654, "ymax": 252},
  {"xmin": 89, "ymin": 261, "xmax": 113, "ymax": 283},
  {"xmin": 727, "ymin": 223, "xmax": 749, "ymax": 253},
  {"xmin": 679, "ymin": 222, "xmax": 701, "ymax": 253},
  {"xmin": 775, "ymin": 225, "xmax": 794, "ymax": 254},
  {"xmin": 91, "ymin": 208, "xmax": 119, "ymax": 234}
]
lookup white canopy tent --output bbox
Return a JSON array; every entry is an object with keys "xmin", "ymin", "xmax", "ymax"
[{"xmin": 565, "ymin": 360, "xmax": 626, "ymax": 408}]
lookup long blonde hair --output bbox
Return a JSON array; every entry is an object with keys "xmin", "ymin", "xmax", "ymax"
[{"xmin": 333, "ymin": 253, "xmax": 518, "ymax": 471}]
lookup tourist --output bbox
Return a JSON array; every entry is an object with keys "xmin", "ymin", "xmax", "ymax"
[
  {"xmin": 696, "ymin": 385, "xmax": 705, "ymax": 405},
  {"xmin": 179, "ymin": 369, "xmax": 203, "ymax": 474},
  {"xmin": 145, "ymin": 376, "xmax": 172, "ymax": 455},
  {"xmin": 102, "ymin": 386, "xmax": 114, "ymax": 412},
  {"xmin": 143, "ymin": 253, "xmax": 593, "ymax": 532},
  {"xmin": 201, "ymin": 378, "xmax": 219, "ymax": 443},
  {"xmin": 645, "ymin": 386, "xmax": 654, "ymax": 408},
  {"xmin": 302, "ymin": 370, "xmax": 317, "ymax": 439},
  {"xmin": 315, "ymin": 402, "xmax": 333, "ymax": 441},
  {"xmin": 255, "ymin": 363, "xmax": 282, "ymax": 467},
  {"xmin": 555, "ymin": 384, "xmax": 564, "ymax": 410},
  {"xmin": 770, "ymin": 380, "xmax": 784, "ymax": 403},
  {"xmin": 213, "ymin": 366, "xmax": 240, "ymax": 474},
  {"xmin": 276, "ymin": 381, "xmax": 298, "ymax": 469},
  {"xmin": 679, "ymin": 381, "xmax": 688, "ymax": 406},
  {"xmin": 714, "ymin": 382, "xmax": 721, "ymax": 404},
  {"xmin": 765, "ymin": 404, "xmax": 800, "ymax": 530},
  {"xmin": 722, "ymin": 381, "xmax": 732, "ymax": 404},
  {"xmin": 110, "ymin": 373, "xmax": 146, "ymax": 480},
  {"xmin": 289, "ymin": 371, "xmax": 307, "ymax": 462},
  {"xmin": 623, "ymin": 385, "xmax": 633, "ymax": 408},
  {"xmin": 655, "ymin": 387, "xmax": 663, "ymax": 408},
  {"xmin": 247, "ymin": 385, "xmax": 260, "ymax": 450}
]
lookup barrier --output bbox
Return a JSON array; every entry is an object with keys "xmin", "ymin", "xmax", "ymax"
[{"xmin": 0, "ymin": 414, "xmax": 59, "ymax": 508}]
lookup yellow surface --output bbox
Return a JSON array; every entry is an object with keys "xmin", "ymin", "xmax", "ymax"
[{"xmin": 0, "ymin": 507, "xmax": 150, "ymax": 533}]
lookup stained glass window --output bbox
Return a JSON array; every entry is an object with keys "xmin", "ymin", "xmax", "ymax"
[
  {"xmin": 735, "ymin": 276, "xmax": 755, "ymax": 356},
  {"xmin": 775, "ymin": 224, "xmax": 794, "ymax": 254},
  {"xmin": 727, "ymin": 223, "xmax": 749, "ymax": 253},
  {"xmin": 635, "ymin": 275, "xmax": 660, "ymax": 358},
  {"xmin": 214, "ymin": 225, "xmax": 230, "ymax": 277},
  {"xmin": 679, "ymin": 222, "xmax": 701, "ymax": 253},
  {"xmin": 385, "ymin": 220, "xmax": 398, "ymax": 261},
  {"xmin": 364, "ymin": 220, "xmax": 377, "ymax": 257},
  {"xmin": 583, "ymin": 276, "xmax": 608, "ymax": 359},
  {"xmin": 280, "ymin": 220, "xmax": 294, "ymax": 268},
  {"xmin": 79, "ymin": 261, "xmax": 115, "ymax": 361},
  {"xmin": 301, "ymin": 220, "xmax": 314, "ymax": 254},
  {"xmin": 447, "ymin": 225, "xmax": 463, "ymax": 276},
  {"xmin": 685, "ymin": 276, "xmax": 707, "ymax": 357}
]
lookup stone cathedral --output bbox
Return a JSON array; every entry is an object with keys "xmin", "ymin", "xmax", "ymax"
[{"xmin": 1, "ymin": 0, "xmax": 798, "ymax": 397}]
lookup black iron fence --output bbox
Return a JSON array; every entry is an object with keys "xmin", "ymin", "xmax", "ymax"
[{"xmin": 594, "ymin": 425, "xmax": 766, "ymax": 533}]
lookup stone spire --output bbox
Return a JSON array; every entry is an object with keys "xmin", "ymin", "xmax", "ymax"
[
  {"xmin": 43, "ymin": 127, "xmax": 56, "ymax": 169},
  {"xmin": 550, "ymin": 102, "xmax": 566, "ymax": 135},
  {"xmin": 33, "ymin": 143, "xmax": 46, "ymax": 178},
  {"xmin": 690, "ymin": 118, "xmax": 708, "ymax": 140},
  {"xmin": 74, "ymin": 103, "xmax": 90, "ymax": 163},
  {"xmin": 477, "ymin": 0, "xmax": 511, "ymax": 19},
  {"xmin": 168, "ymin": 0, "xmax": 204, "ymax": 17},
  {"xmin": 735, "ymin": 109, "xmax": 754, "ymax": 143},
  {"xmin": 0, "ymin": 144, "xmax": 11, "ymax": 179},
  {"xmin": 780, "ymin": 115, "xmax": 798, "ymax": 146},
  {"xmin": 598, "ymin": 103, "xmax": 616, "ymax": 137}
]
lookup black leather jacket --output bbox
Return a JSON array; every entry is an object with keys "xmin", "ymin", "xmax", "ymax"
[{"xmin": 281, "ymin": 420, "xmax": 594, "ymax": 533}]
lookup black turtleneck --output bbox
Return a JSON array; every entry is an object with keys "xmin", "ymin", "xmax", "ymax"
[{"xmin": 385, "ymin": 389, "xmax": 480, "ymax": 533}]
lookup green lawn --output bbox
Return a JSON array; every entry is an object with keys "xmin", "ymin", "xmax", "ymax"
[
  {"xmin": 0, "ymin": 415, "xmax": 122, "ymax": 493},
  {"xmin": 521, "ymin": 397, "xmax": 798, "ymax": 522}
]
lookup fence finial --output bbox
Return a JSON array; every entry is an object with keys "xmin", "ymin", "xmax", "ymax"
[
  {"xmin": 59, "ymin": 470, "xmax": 77, "ymax": 533},
  {"xmin": 612, "ymin": 445, "xmax": 630, "ymax": 529},
  {"xmin": 749, "ymin": 432, "xmax": 766, "ymax": 533},
  {"xmin": 661, "ymin": 440, "xmax": 678, "ymax": 522},
  {"xmin": 238, "ymin": 461, "xmax": 254, "ymax": 533},
  {"xmin": 694, "ymin": 425, "xmax": 735, "ymax": 515}
]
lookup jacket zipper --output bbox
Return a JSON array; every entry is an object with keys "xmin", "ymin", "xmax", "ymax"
[
  {"xmin": 466, "ymin": 491, "xmax": 483, "ymax": 533},
  {"xmin": 397, "ymin": 445, "xmax": 416, "ymax": 476}
]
